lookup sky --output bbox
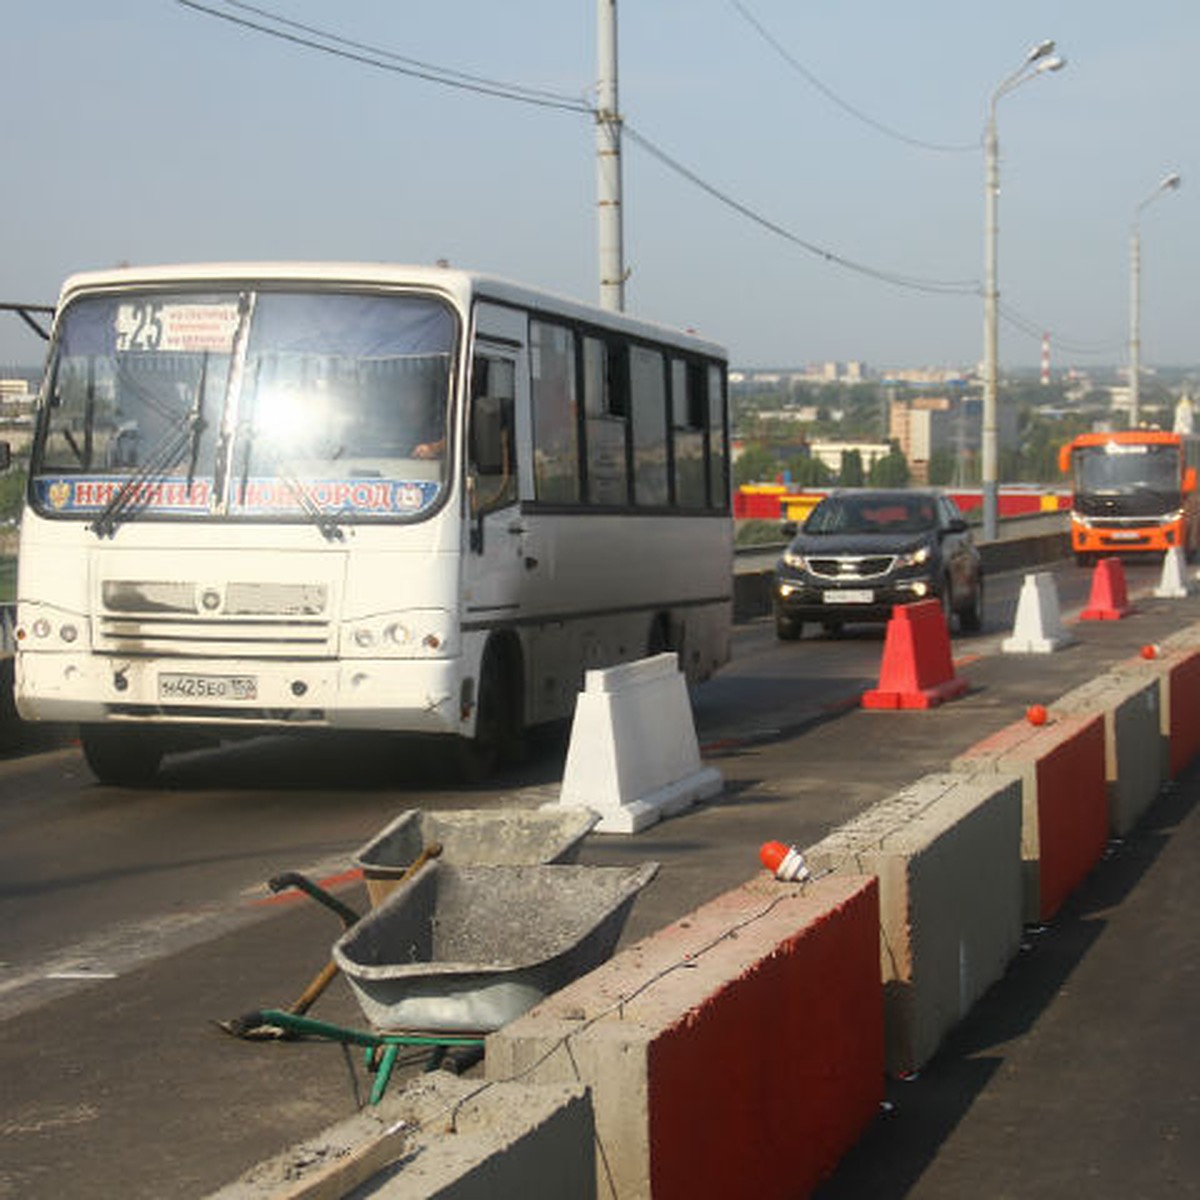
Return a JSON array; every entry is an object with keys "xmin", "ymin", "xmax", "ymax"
[{"xmin": 2, "ymin": 1, "xmax": 1197, "ymax": 373}]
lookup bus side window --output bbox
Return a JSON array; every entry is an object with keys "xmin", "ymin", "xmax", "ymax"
[{"xmin": 469, "ymin": 355, "xmax": 517, "ymax": 516}]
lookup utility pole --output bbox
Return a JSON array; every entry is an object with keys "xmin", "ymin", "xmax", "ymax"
[
  {"xmin": 1129, "ymin": 173, "xmax": 1182, "ymax": 428},
  {"xmin": 596, "ymin": 0, "xmax": 625, "ymax": 312}
]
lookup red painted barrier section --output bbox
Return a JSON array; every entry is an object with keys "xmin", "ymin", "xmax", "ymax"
[
  {"xmin": 1166, "ymin": 650, "xmax": 1200, "ymax": 777},
  {"xmin": 645, "ymin": 879, "xmax": 884, "ymax": 1200},
  {"xmin": 1032, "ymin": 717, "xmax": 1108, "ymax": 920},
  {"xmin": 958, "ymin": 714, "xmax": 1107, "ymax": 923},
  {"xmin": 862, "ymin": 600, "xmax": 968, "ymax": 710}
]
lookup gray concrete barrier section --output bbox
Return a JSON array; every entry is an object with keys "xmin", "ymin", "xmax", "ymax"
[
  {"xmin": 804, "ymin": 771, "xmax": 1024, "ymax": 1077},
  {"xmin": 1053, "ymin": 671, "xmax": 1164, "ymax": 836},
  {"xmin": 210, "ymin": 1075, "xmax": 596, "ymax": 1200}
]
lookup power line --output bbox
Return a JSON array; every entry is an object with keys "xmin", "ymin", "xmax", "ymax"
[
  {"xmin": 622, "ymin": 122, "xmax": 980, "ymax": 295},
  {"xmin": 174, "ymin": 0, "xmax": 593, "ymax": 113},
  {"xmin": 999, "ymin": 302, "xmax": 1123, "ymax": 358},
  {"xmin": 729, "ymin": 0, "xmax": 979, "ymax": 154},
  {"xmin": 175, "ymin": 0, "xmax": 982, "ymax": 300}
]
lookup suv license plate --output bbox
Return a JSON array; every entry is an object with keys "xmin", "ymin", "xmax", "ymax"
[
  {"xmin": 824, "ymin": 589, "xmax": 873, "ymax": 605},
  {"xmin": 159, "ymin": 673, "xmax": 258, "ymax": 701}
]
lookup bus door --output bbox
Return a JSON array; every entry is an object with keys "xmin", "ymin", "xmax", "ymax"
[{"xmin": 463, "ymin": 347, "xmax": 526, "ymax": 631}]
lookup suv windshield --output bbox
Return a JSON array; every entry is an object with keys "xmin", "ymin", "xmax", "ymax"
[
  {"xmin": 31, "ymin": 288, "xmax": 457, "ymax": 531},
  {"xmin": 804, "ymin": 494, "xmax": 938, "ymax": 536}
]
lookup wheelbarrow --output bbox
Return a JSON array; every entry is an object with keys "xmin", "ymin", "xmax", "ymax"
[
  {"xmin": 247, "ymin": 860, "xmax": 658, "ymax": 1103},
  {"xmin": 217, "ymin": 845, "xmax": 442, "ymax": 1041},
  {"xmin": 353, "ymin": 807, "xmax": 599, "ymax": 906}
]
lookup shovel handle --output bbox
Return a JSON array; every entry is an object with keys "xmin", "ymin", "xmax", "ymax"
[{"xmin": 268, "ymin": 871, "xmax": 360, "ymax": 928}]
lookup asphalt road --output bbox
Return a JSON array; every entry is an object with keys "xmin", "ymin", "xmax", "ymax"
[{"xmin": 2, "ymin": 556, "xmax": 1183, "ymax": 1198}]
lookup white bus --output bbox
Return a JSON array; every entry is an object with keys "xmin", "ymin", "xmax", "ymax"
[{"xmin": 11, "ymin": 263, "xmax": 732, "ymax": 784}]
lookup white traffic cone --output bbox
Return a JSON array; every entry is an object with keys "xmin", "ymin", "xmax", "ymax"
[
  {"xmin": 1002, "ymin": 571, "xmax": 1074, "ymax": 653},
  {"xmin": 1154, "ymin": 546, "xmax": 1193, "ymax": 598}
]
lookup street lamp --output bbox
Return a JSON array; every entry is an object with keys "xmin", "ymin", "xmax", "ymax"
[
  {"xmin": 981, "ymin": 41, "xmax": 1066, "ymax": 542},
  {"xmin": 1129, "ymin": 172, "xmax": 1182, "ymax": 428}
]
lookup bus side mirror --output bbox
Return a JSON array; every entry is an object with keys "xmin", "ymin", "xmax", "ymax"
[
  {"xmin": 1057, "ymin": 444, "xmax": 1071, "ymax": 475},
  {"xmin": 1184, "ymin": 467, "xmax": 1197, "ymax": 494},
  {"xmin": 0, "ymin": 442, "xmax": 10, "ymax": 472}
]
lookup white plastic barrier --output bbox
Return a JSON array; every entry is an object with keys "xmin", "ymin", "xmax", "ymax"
[
  {"xmin": 1002, "ymin": 571, "xmax": 1073, "ymax": 654},
  {"xmin": 549, "ymin": 653, "xmax": 722, "ymax": 833},
  {"xmin": 1154, "ymin": 546, "xmax": 1193, "ymax": 599}
]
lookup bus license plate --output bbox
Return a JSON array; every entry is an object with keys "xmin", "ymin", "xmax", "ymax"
[
  {"xmin": 159, "ymin": 673, "xmax": 258, "ymax": 701},
  {"xmin": 824, "ymin": 590, "xmax": 873, "ymax": 604}
]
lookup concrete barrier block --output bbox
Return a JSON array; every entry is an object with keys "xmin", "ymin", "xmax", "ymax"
[
  {"xmin": 487, "ymin": 874, "xmax": 883, "ymax": 1200},
  {"xmin": 551, "ymin": 653, "xmax": 723, "ymax": 833},
  {"xmin": 953, "ymin": 713, "xmax": 1107, "ymax": 924},
  {"xmin": 804, "ymin": 772, "xmax": 1023, "ymax": 1076},
  {"xmin": 1112, "ymin": 645, "xmax": 1200, "ymax": 780},
  {"xmin": 208, "ymin": 1075, "xmax": 595, "ymax": 1200},
  {"xmin": 1054, "ymin": 671, "xmax": 1164, "ymax": 836}
]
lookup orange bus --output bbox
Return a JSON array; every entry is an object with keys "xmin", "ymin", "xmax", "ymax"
[{"xmin": 1058, "ymin": 429, "xmax": 1200, "ymax": 564}]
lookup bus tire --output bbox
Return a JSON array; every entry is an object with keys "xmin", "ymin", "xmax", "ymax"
[
  {"xmin": 454, "ymin": 640, "xmax": 523, "ymax": 783},
  {"xmin": 81, "ymin": 725, "xmax": 164, "ymax": 787},
  {"xmin": 646, "ymin": 614, "xmax": 673, "ymax": 657}
]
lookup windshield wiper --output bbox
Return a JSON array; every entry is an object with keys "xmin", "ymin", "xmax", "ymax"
[
  {"xmin": 185, "ymin": 352, "xmax": 210, "ymax": 489},
  {"xmin": 90, "ymin": 415, "xmax": 197, "ymax": 539},
  {"xmin": 90, "ymin": 365, "xmax": 211, "ymax": 539},
  {"xmin": 236, "ymin": 419, "xmax": 345, "ymax": 544},
  {"xmin": 277, "ymin": 467, "xmax": 347, "ymax": 543}
]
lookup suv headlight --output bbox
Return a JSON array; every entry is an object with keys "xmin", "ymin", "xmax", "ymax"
[
  {"xmin": 782, "ymin": 550, "xmax": 807, "ymax": 570},
  {"xmin": 895, "ymin": 545, "xmax": 932, "ymax": 569}
]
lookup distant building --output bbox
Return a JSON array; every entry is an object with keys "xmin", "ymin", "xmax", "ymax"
[{"xmin": 807, "ymin": 439, "xmax": 893, "ymax": 474}]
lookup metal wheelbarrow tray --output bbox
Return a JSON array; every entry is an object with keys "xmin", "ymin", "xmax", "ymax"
[
  {"xmin": 353, "ymin": 807, "xmax": 599, "ymax": 907},
  {"xmin": 333, "ymin": 861, "xmax": 659, "ymax": 1033}
]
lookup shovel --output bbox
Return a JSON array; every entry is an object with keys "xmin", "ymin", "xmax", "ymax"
[{"xmin": 217, "ymin": 842, "xmax": 443, "ymax": 1039}]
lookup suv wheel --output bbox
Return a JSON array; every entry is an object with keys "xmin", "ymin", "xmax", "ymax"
[
  {"xmin": 775, "ymin": 608, "xmax": 802, "ymax": 641},
  {"xmin": 957, "ymin": 574, "xmax": 984, "ymax": 633}
]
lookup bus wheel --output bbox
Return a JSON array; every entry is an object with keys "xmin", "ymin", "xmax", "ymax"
[
  {"xmin": 455, "ymin": 644, "xmax": 522, "ymax": 783},
  {"xmin": 81, "ymin": 725, "xmax": 164, "ymax": 787},
  {"xmin": 646, "ymin": 614, "xmax": 674, "ymax": 657}
]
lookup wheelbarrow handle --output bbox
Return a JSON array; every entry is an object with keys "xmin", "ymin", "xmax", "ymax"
[{"xmin": 268, "ymin": 871, "xmax": 360, "ymax": 928}]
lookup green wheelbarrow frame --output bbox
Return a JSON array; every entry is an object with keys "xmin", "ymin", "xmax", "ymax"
[{"xmin": 252, "ymin": 1008, "xmax": 485, "ymax": 1105}]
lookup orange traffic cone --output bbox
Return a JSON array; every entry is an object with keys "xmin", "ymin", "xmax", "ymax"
[
  {"xmin": 862, "ymin": 599, "xmax": 968, "ymax": 710},
  {"xmin": 1080, "ymin": 557, "xmax": 1135, "ymax": 621}
]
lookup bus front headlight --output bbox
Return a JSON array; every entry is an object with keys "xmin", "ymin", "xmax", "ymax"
[{"xmin": 343, "ymin": 610, "xmax": 452, "ymax": 658}]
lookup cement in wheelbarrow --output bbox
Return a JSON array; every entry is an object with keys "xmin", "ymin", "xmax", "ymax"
[
  {"xmin": 333, "ymin": 861, "xmax": 658, "ymax": 1033},
  {"xmin": 353, "ymin": 807, "xmax": 599, "ymax": 906}
]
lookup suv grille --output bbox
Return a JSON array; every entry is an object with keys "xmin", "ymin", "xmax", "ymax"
[{"xmin": 807, "ymin": 555, "xmax": 896, "ymax": 581}]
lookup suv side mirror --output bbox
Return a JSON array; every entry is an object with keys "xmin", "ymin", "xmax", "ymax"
[
  {"xmin": 780, "ymin": 521, "xmax": 798, "ymax": 539},
  {"xmin": 945, "ymin": 517, "xmax": 968, "ymax": 534}
]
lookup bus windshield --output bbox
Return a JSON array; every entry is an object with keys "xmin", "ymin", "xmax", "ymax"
[
  {"xmin": 1073, "ymin": 442, "xmax": 1181, "ymax": 512},
  {"xmin": 31, "ymin": 288, "xmax": 457, "ymax": 531}
]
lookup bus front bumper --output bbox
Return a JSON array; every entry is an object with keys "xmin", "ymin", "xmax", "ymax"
[{"xmin": 14, "ymin": 651, "xmax": 465, "ymax": 735}]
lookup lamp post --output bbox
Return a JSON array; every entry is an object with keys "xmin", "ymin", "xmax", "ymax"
[
  {"xmin": 1129, "ymin": 172, "xmax": 1182, "ymax": 429},
  {"xmin": 981, "ymin": 41, "xmax": 1065, "ymax": 542}
]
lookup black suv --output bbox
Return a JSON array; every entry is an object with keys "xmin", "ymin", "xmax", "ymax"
[{"xmin": 773, "ymin": 488, "xmax": 983, "ymax": 639}]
